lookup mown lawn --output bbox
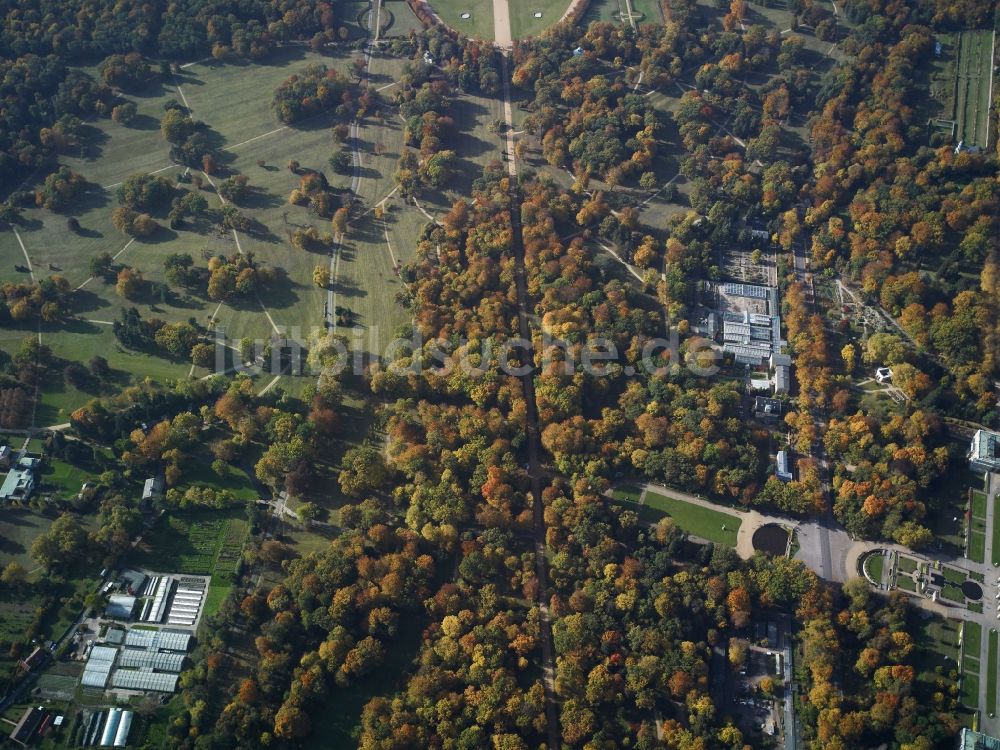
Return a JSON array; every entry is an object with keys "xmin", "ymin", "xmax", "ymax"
[
  {"xmin": 973, "ymin": 490, "xmax": 987, "ymax": 518},
  {"xmin": 611, "ymin": 485, "xmax": 642, "ymax": 504},
  {"xmin": 962, "ymin": 672, "xmax": 981, "ymax": 708},
  {"xmin": 965, "ymin": 621, "xmax": 983, "ymax": 655},
  {"xmin": 993, "ymin": 501, "xmax": 1000, "ymax": 567},
  {"xmin": 426, "ymin": 0, "xmax": 494, "ymax": 38},
  {"xmin": 177, "ymin": 459, "xmax": 258, "ymax": 503},
  {"xmin": 943, "ymin": 566, "xmax": 967, "ymax": 585},
  {"xmin": 970, "ymin": 531, "xmax": 986, "ymax": 564},
  {"xmin": 508, "ymin": 0, "xmax": 573, "ymax": 39},
  {"xmin": 941, "ymin": 582, "xmax": 965, "ymax": 603},
  {"xmin": 989, "ymin": 629, "xmax": 999, "ymax": 715},
  {"xmin": 641, "ymin": 489, "xmax": 741, "ymax": 546},
  {"xmin": 864, "ymin": 554, "xmax": 884, "ymax": 582}
]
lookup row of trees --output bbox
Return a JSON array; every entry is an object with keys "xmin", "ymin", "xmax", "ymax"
[{"xmin": 0, "ymin": 276, "xmax": 72, "ymax": 323}]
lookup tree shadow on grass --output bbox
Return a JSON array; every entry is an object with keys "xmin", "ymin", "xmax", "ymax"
[
  {"xmin": 129, "ymin": 79, "xmax": 173, "ymax": 99},
  {"xmin": 124, "ymin": 113, "xmax": 161, "ymax": 131},
  {"xmin": 233, "ymin": 187, "xmax": 284, "ymax": 211},
  {"xmin": 134, "ymin": 226, "xmax": 180, "ymax": 245},
  {"xmin": 74, "ymin": 124, "xmax": 111, "ymax": 162},
  {"xmin": 62, "ymin": 183, "xmax": 112, "ymax": 218},
  {"xmin": 349, "ymin": 218, "xmax": 384, "ymax": 247},
  {"xmin": 333, "ymin": 274, "xmax": 367, "ymax": 300},
  {"xmin": 259, "ymin": 268, "xmax": 302, "ymax": 312},
  {"xmin": 0, "ymin": 536, "xmax": 26, "ymax": 556},
  {"xmin": 51, "ymin": 318, "xmax": 110, "ymax": 337},
  {"xmin": 289, "ymin": 112, "xmax": 338, "ymax": 133},
  {"xmin": 69, "ymin": 289, "xmax": 114, "ymax": 315}
]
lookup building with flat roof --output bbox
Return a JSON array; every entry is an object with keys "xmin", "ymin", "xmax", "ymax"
[
  {"xmin": 0, "ymin": 455, "xmax": 36, "ymax": 502},
  {"xmin": 770, "ymin": 352, "xmax": 791, "ymax": 368},
  {"xmin": 969, "ymin": 429, "xmax": 1000, "ymax": 473},
  {"xmin": 773, "ymin": 365, "xmax": 791, "ymax": 394},
  {"xmin": 776, "ymin": 451, "xmax": 793, "ymax": 482},
  {"xmin": 104, "ymin": 627, "xmax": 126, "ymax": 646},
  {"xmin": 960, "ymin": 728, "xmax": 1000, "ymax": 750},
  {"xmin": 755, "ymin": 397, "xmax": 782, "ymax": 420},
  {"xmin": 142, "ymin": 476, "xmax": 164, "ymax": 502},
  {"xmin": 718, "ymin": 284, "xmax": 784, "ymax": 367}
]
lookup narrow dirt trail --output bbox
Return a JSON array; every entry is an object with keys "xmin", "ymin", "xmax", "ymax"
[{"xmin": 496, "ymin": 28, "xmax": 561, "ymax": 748}]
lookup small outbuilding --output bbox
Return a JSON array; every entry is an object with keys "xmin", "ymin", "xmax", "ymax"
[
  {"xmin": 775, "ymin": 451, "xmax": 793, "ymax": 482},
  {"xmin": 754, "ymin": 396, "xmax": 782, "ymax": 420},
  {"xmin": 142, "ymin": 476, "xmax": 164, "ymax": 503},
  {"xmin": 875, "ymin": 366, "xmax": 893, "ymax": 384}
]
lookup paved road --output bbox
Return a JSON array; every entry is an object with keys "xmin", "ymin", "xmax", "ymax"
[{"xmin": 492, "ymin": 0, "xmax": 512, "ymax": 49}]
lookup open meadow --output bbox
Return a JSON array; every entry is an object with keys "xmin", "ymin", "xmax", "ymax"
[{"xmin": 0, "ymin": 35, "xmax": 516, "ymax": 425}]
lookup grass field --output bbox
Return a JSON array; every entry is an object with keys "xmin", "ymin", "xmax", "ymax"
[
  {"xmin": 864, "ymin": 554, "xmax": 884, "ymax": 582},
  {"xmin": 962, "ymin": 671, "xmax": 981, "ymax": 708},
  {"xmin": 176, "ymin": 459, "xmax": 258, "ymax": 503},
  {"xmin": 37, "ymin": 452, "xmax": 109, "ymax": 499},
  {"xmin": 966, "ymin": 621, "xmax": 983, "ymax": 655},
  {"xmin": 970, "ymin": 531, "xmax": 986, "ymax": 563},
  {"xmin": 507, "ymin": 0, "xmax": 573, "ymax": 39},
  {"xmin": 3, "ymin": 42, "xmax": 475, "ymax": 424},
  {"xmin": 993, "ymin": 496, "xmax": 1000, "ymax": 567},
  {"xmin": 973, "ymin": 490, "xmax": 987, "ymax": 516},
  {"xmin": 898, "ymin": 556, "xmax": 918, "ymax": 573},
  {"xmin": 426, "ymin": 0, "xmax": 495, "ymax": 38},
  {"xmin": 915, "ymin": 615, "xmax": 961, "ymax": 695},
  {"xmin": 611, "ymin": 485, "xmax": 643, "ymax": 503},
  {"xmin": 990, "ymin": 629, "xmax": 999, "ymax": 715},
  {"xmin": 640, "ymin": 489, "xmax": 741, "ymax": 546},
  {"xmin": 896, "ymin": 575, "xmax": 917, "ymax": 592},
  {"xmin": 944, "ymin": 566, "xmax": 968, "ymax": 585},
  {"xmin": 0, "ymin": 507, "xmax": 55, "ymax": 570},
  {"xmin": 969, "ymin": 488, "xmax": 988, "ymax": 563},
  {"xmin": 382, "ymin": 1, "xmax": 426, "ymax": 36},
  {"xmin": 581, "ymin": 0, "xmax": 624, "ymax": 24},
  {"xmin": 941, "ymin": 582, "xmax": 966, "ymax": 603}
]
